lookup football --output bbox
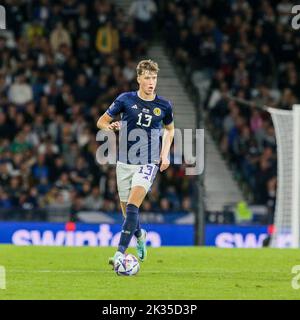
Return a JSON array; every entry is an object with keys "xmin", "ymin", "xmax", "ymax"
[{"xmin": 114, "ymin": 254, "xmax": 140, "ymax": 276}]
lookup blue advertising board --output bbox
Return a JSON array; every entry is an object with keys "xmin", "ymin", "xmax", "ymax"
[
  {"xmin": 0, "ymin": 222, "xmax": 194, "ymax": 247},
  {"xmin": 205, "ymin": 225, "xmax": 268, "ymax": 247},
  {"xmin": 0, "ymin": 222, "xmax": 289, "ymax": 247}
]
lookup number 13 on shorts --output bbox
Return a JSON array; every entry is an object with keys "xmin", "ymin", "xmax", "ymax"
[
  {"xmin": 138, "ymin": 164, "xmax": 158, "ymax": 181},
  {"xmin": 132, "ymin": 164, "xmax": 159, "ymax": 192}
]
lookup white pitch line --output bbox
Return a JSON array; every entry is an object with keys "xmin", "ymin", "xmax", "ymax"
[
  {"xmin": 6, "ymin": 269, "xmax": 284, "ymax": 274},
  {"xmin": 7, "ymin": 269, "xmax": 202, "ymax": 274}
]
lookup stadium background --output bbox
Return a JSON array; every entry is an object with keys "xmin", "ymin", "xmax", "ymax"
[{"xmin": 0, "ymin": 0, "xmax": 298, "ymax": 248}]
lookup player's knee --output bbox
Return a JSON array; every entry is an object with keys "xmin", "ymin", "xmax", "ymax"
[{"xmin": 128, "ymin": 186, "xmax": 147, "ymax": 206}]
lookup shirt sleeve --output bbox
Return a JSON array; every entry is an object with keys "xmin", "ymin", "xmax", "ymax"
[
  {"xmin": 106, "ymin": 95, "xmax": 125, "ymax": 118},
  {"xmin": 162, "ymin": 101, "xmax": 174, "ymax": 125}
]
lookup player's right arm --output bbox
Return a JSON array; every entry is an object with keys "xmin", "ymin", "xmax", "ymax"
[
  {"xmin": 96, "ymin": 95, "xmax": 124, "ymax": 131},
  {"xmin": 96, "ymin": 113, "xmax": 121, "ymax": 131}
]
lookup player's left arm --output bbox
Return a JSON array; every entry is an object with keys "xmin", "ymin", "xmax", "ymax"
[{"xmin": 160, "ymin": 121, "xmax": 174, "ymax": 172}]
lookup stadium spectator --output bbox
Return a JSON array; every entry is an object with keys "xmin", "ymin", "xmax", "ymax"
[
  {"xmin": 8, "ymin": 74, "xmax": 33, "ymax": 106},
  {"xmin": 84, "ymin": 186, "xmax": 104, "ymax": 211},
  {"xmin": 95, "ymin": 21, "xmax": 119, "ymax": 55},
  {"xmin": 0, "ymin": 190, "xmax": 13, "ymax": 209},
  {"xmin": 129, "ymin": 0, "xmax": 157, "ymax": 41},
  {"xmin": 181, "ymin": 196, "xmax": 192, "ymax": 214},
  {"xmin": 50, "ymin": 22, "xmax": 72, "ymax": 52}
]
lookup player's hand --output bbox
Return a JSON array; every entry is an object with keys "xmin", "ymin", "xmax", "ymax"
[
  {"xmin": 108, "ymin": 121, "xmax": 121, "ymax": 131},
  {"xmin": 159, "ymin": 156, "xmax": 170, "ymax": 172}
]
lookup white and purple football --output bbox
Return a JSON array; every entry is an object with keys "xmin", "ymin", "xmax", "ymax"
[{"xmin": 114, "ymin": 253, "xmax": 140, "ymax": 276}]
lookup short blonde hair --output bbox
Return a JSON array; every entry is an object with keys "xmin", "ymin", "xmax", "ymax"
[{"xmin": 136, "ymin": 59, "xmax": 159, "ymax": 76}]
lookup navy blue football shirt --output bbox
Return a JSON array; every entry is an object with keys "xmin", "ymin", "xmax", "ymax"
[{"xmin": 106, "ymin": 91, "xmax": 174, "ymax": 165}]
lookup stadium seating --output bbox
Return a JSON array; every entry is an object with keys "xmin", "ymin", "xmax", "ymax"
[
  {"xmin": 0, "ymin": 0, "xmax": 193, "ymax": 220},
  {"xmin": 160, "ymin": 0, "xmax": 299, "ymax": 224}
]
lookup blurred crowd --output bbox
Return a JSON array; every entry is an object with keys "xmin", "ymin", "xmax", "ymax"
[
  {"xmin": 0, "ymin": 0, "xmax": 195, "ymax": 218},
  {"xmin": 3, "ymin": 0, "xmax": 296, "ymax": 221},
  {"xmin": 161, "ymin": 0, "xmax": 299, "ymax": 214}
]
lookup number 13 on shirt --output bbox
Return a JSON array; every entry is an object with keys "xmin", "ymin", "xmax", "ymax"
[{"xmin": 137, "ymin": 113, "xmax": 152, "ymax": 127}]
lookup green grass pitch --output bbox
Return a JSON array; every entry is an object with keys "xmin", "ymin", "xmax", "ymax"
[{"xmin": 1, "ymin": 245, "xmax": 300, "ymax": 299}]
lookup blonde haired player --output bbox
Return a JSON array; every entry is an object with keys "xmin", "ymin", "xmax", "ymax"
[{"xmin": 97, "ymin": 59, "xmax": 174, "ymax": 267}]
